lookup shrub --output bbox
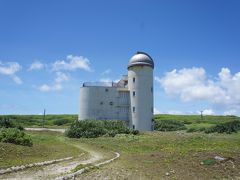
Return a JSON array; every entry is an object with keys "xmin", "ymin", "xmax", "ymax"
[
  {"xmin": 186, "ymin": 127, "xmax": 198, "ymax": 133},
  {"xmin": 0, "ymin": 118, "xmax": 15, "ymax": 128},
  {"xmin": 53, "ymin": 119, "xmax": 70, "ymax": 126},
  {"xmin": 0, "ymin": 128, "xmax": 33, "ymax": 146},
  {"xmin": 205, "ymin": 120, "xmax": 240, "ymax": 134},
  {"xmin": 65, "ymin": 120, "xmax": 138, "ymax": 138},
  {"xmin": 154, "ymin": 120, "xmax": 187, "ymax": 131},
  {"xmin": 0, "ymin": 118, "xmax": 24, "ymax": 130}
]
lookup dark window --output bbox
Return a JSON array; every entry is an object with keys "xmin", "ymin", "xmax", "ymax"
[
  {"xmin": 100, "ymin": 102, "xmax": 103, "ymax": 105},
  {"xmin": 133, "ymin": 91, "xmax": 135, "ymax": 96},
  {"xmin": 133, "ymin": 106, "xmax": 135, "ymax": 112},
  {"xmin": 133, "ymin": 125, "xmax": 135, "ymax": 130},
  {"xmin": 151, "ymin": 107, "xmax": 153, "ymax": 113},
  {"xmin": 151, "ymin": 87, "xmax": 153, "ymax": 93},
  {"xmin": 109, "ymin": 102, "xmax": 113, "ymax": 105},
  {"xmin": 133, "ymin": 77, "xmax": 135, "ymax": 83},
  {"xmin": 105, "ymin": 88, "xmax": 109, "ymax": 92}
]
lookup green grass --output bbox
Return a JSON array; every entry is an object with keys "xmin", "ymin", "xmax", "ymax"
[
  {"xmin": 77, "ymin": 131, "xmax": 240, "ymax": 179},
  {"xmin": 0, "ymin": 114, "xmax": 77, "ymax": 127},
  {"xmin": 0, "ymin": 131, "xmax": 83, "ymax": 168}
]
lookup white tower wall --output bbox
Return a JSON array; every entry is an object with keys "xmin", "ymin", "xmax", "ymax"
[{"xmin": 128, "ymin": 65, "xmax": 153, "ymax": 131}]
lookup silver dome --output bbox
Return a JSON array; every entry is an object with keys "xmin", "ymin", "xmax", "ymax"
[{"xmin": 128, "ymin": 51, "xmax": 154, "ymax": 69}]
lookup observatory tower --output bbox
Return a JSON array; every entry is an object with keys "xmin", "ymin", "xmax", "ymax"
[{"xmin": 128, "ymin": 52, "xmax": 154, "ymax": 131}]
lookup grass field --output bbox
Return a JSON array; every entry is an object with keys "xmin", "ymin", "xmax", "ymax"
[
  {"xmin": 77, "ymin": 131, "xmax": 240, "ymax": 179},
  {"xmin": 1, "ymin": 114, "xmax": 239, "ymax": 129},
  {"xmin": 0, "ymin": 131, "xmax": 83, "ymax": 168},
  {"xmin": 0, "ymin": 114, "xmax": 240, "ymax": 179}
]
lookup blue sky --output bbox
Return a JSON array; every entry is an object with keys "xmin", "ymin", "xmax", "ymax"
[{"xmin": 0, "ymin": 0, "xmax": 240, "ymax": 115}]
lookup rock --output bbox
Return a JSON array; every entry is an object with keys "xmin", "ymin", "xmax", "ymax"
[
  {"xmin": 214, "ymin": 156, "xmax": 226, "ymax": 161},
  {"xmin": 165, "ymin": 172, "xmax": 170, "ymax": 176},
  {"xmin": 200, "ymin": 162, "xmax": 204, "ymax": 165}
]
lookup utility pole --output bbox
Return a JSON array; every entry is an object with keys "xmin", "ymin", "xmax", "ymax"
[
  {"xmin": 42, "ymin": 109, "xmax": 46, "ymax": 128},
  {"xmin": 200, "ymin": 110, "xmax": 203, "ymax": 120}
]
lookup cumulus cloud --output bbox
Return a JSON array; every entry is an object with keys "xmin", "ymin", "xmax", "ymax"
[
  {"xmin": 156, "ymin": 67, "xmax": 240, "ymax": 115},
  {"xmin": 29, "ymin": 61, "xmax": 45, "ymax": 71},
  {"xmin": 38, "ymin": 72, "xmax": 69, "ymax": 92},
  {"xmin": 52, "ymin": 55, "xmax": 92, "ymax": 72},
  {"xmin": 0, "ymin": 61, "xmax": 22, "ymax": 84}
]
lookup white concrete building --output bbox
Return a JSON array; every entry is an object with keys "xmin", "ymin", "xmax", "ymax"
[{"xmin": 79, "ymin": 52, "xmax": 154, "ymax": 131}]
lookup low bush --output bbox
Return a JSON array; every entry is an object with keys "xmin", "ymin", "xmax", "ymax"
[
  {"xmin": 0, "ymin": 128, "xmax": 33, "ymax": 146},
  {"xmin": 186, "ymin": 127, "xmax": 206, "ymax": 133},
  {"xmin": 0, "ymin": 118, "xmax": 24, "ymax": 130},
  {"xmin": 53, "ymin": 119, "xmax": 70, "ymax": 126},
  {"xmin": 205, "ymin": 120, "xmax": 240, "ymax": 134},
  {"xmin": 154, "ymin": 120, "xmax": 186, "ymax": 131},
  {"xmin": 65, "ymin": 120, "xmax": 139, "ymax": 138}
]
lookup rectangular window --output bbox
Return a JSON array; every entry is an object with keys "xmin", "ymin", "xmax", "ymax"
[
  {"xmin": 133, "ymin": 106, "xmax": 135, "ymax": 113},
  {"xmin": 133, "ymin": 91, "xmax": 135, "ymax": 96},
  {"xmin": 151, "ymin": 87, "xmax": 153, "ymax": 93},
  {"xmin": 133, "ymin": 77, "xmax": 135, "ymax": 83}
]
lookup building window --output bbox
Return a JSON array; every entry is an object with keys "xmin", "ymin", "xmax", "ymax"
[
  {"xmin": 151, "ymin": 107, "xmax": 153, "ymax": 113},
  {"xmin": 151, "ymin": 86, "xmax": 153, "ymax": 93},
  {"xmin": 133, "ymin": 125, "xmax": 135, "ymax": 130},
  {"xmin": 133, "ymin": 106, "xmax": 135, "ymax": 113},
  {"xmin": 100, "ymin": 102, "xmax": 103, "ymax": 105},
  {"xmin": 105, "ymin": 88, "xmax": 109, "ymax": 92},
  {"xmin": 133, "ymin": 91, "xmax": 135, "ymax": 96},
  {"xmin": 109, "ymin": 102, "xmax": 113, "ymax": 105},
  {"xmin": 133, "ymin": 77, "xmax": 135, "ymax": 83}
]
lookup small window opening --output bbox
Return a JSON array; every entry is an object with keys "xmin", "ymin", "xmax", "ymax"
[
  {"xmin": 105, "ymin": 88, "xmax": 109, "ymax": 92},
  {"xmin": 133, "ymin": 77, "xmax": 135, "ymax": 83},
  {"xmin": 151, "ymin": 87, "xmax": 153, "ymax": 93},
  {"xmin": 100, "ymin": 102, "xmax": 103, "ymax": 105},
  {"xmin": 133, "ymin": 91, "xmax": 136, "ymax": 96},
  {"xmin": 133, "ymin": 125, "xmax": 135, "ymax": 130},
  {"xmin": 109, "ymin": 102, "xmax": 113, "ymax": 105},
  {"xmin": 133, "ymin": 106, "xmax": 135, "ymax": 112}
]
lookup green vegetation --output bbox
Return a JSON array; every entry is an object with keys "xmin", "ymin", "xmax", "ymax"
[
  {"xmin": 0, "ymin": 118, "xmax": 24, "ymax": 130},
  {"xmin": 65, "ymin": 120, "xmax": 139, "ymax": 138},
  {"xmin": 0, "ymin": 131, "xmax": 83, "ymax": 168},
  {"xmin": 77, "ymin": 132, "xmax": 240, "ymax": 179},
  {"xmin": 154, "ymin": 114, "xmax": 240, "ymax": 133},
  {"xmin": 0, "ymin": 114, "xmax": 77, "ymax": 127},
  {"xmin": 205, "ymin": 120, "xmax": 240, "ymax": 134},
  {"xmin": 0, "ymin": 128, "xmax": 33, "ymax": 146},
  {"xmin": 154, "ymin": 120, "xmax": 186, "ymax": 131}
]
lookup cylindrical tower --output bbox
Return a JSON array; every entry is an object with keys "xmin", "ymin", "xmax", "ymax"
[{"xmin": 128, "ymin": 52, "xmax": 154, "ymax": 131}]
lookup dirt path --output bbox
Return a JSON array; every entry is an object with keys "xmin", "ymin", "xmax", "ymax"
[
  {"xmin": 0, "ymin": 129, "xmax": 108, "ymax": 180},
  {"xmin": 25, "ymin": 128, "xmax": 66, "ymax": 133}
]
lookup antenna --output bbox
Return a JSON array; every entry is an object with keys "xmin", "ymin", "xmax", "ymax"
[{"xmin": 42, "ymin": 109, "xmax": 46, "ymax": 128}]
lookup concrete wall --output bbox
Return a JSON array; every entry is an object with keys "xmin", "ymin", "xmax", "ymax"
[
  {"xmin": 128, "ymin": 65, "xmax": 153, "ymax": 131},
  {"xmin": 79, "ymin": 86, "xmax": 130, "ymax": 121}
]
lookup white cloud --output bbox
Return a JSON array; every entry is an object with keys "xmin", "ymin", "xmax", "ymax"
[
  {"xmin": 52, "ymin": 55, "xmax": 92, "ymax": 72},
  {"xmin": 101, "ymin": 69, "xmax": 112, "ymax": 76},
  {"xmin": 38, "ymin": 72, "xmax": 69, "ymax": 92},
  {"xmin": 156, "ymin": 67, "xmax": 240, "ymax": 115},
  {"xmin": 154, "ymin": 107, "xmax": 161, "ymax": 115},
  {"xmin": 0, "ymin": 61, "xmax": 22, "ymax": 84},
  {"xmin": 39, "ymin": 84, "xmax": 51, "ymax": 92},
  {"xmin": 12, "ymin": 75, "xmax": 22, "ymax": 84},
  {"xmin": 0, "ymin": 62, "xmax": 21, "ymax": 75},
  {"xmin": 29, "ymin": 61, "xmax": 44, "ymax": 71},
  {"xmin": 55, "ymin": 72, "xmax": 69, "ymax": 83},
  {"xmin": 197, "ymin": 109, "xmax": 215, "ymax": 115}
]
